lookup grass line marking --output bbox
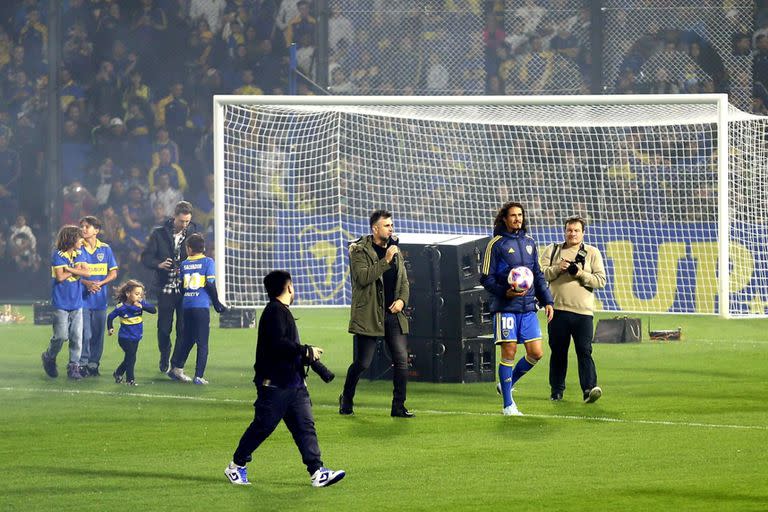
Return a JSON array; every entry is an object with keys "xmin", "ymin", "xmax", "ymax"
[{"xmin": 2, "ymin": 386, "xmax": 766, "ymax": 431}]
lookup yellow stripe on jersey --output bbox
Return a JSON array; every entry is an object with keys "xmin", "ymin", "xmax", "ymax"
[
  {"xmin": 482, "ymin": 236, "xmax": 502, "ymax": 275},
  {"xmin": 120, "ymin": 316, "xmax": 143, "ymax": 325},
  {"xmin": 88, "ymin": 263, "xmax": 108, "ymax": 275}
]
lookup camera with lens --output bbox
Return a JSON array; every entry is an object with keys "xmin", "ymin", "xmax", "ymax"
[
  {"xmin": 301, "ymin": 345, "xmax": 335, "ymax": 383},
  {"xmin": 567, "ymin": 247, "xmax": 588, "ymax": 276},
  {"xmin": 309, "ymin": 360, "xmax": 335, "ymax": 383}
]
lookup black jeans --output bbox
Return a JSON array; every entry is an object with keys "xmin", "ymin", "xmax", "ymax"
[
  {"xmin": 116, "ymin": 338, "xmax": 140, "ymax": 381},
  {"xmin": 548, "ymin": 310, "xmax": 597, "ymax": 394},
  {"xmin": 173, "ymin": 308, "xmax": 210, "ymax": 378},
  {"xmin": 232, "ymin": 386, "xmax": 323, "ymax": 475},
  {"xmin": 343, "ymin": 313, "xmax": 409, "ymax": 407},
  {"xmin": 157, "ymin": 292, "xmax": 184, "ymax": 367}
]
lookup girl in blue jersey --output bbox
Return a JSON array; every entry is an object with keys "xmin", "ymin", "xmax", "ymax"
[{"xmin": 107, "ymin": 280, "xmax": 157, "ymax": 386}]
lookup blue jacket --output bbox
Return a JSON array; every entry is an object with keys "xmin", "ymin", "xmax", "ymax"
[{"xmin": 480, "ymin": 229, "xmax": 553, "ymax": 314}]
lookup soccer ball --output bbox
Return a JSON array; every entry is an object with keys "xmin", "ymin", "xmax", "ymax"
[{"xmin": 507, "ymin": 266, "xmax": 534, "ymax": 292}]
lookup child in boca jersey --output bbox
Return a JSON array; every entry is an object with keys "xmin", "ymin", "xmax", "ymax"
[
  {"xmin": 107, "ymin": 280, "xmax": 157, "ymax": 386},
  {"xmin": 167, "ymin": 233, "xmax": 226, "ymax": 385},
  {"xmin": 42, "ymin": 225, "xmax": 92, "ymax": 380}
]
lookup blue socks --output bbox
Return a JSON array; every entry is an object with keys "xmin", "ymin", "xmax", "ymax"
[
  {"xmin": 498, "ymin": 359, "xmax": 514, "ymax": 407},
  {"xmin": 511, "ymin": 356, "xmax": 537, "ymax": 386},
  {"xmin": 499, "ymin": 356, "xmax": 538, "ymax": 407}
]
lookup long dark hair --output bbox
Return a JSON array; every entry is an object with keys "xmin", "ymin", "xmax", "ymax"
[
  {"xmin": 493, "ymin": 201, "xmax": 527, "ymax": 235},
  {"xmin": 55, "ymin": 225, "xmax": 81, "ymax": 252}
]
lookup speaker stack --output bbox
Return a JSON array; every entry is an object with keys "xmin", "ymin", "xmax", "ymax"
[
  {"xmin": 360, "ymin": 233, "xmax": 496, "ymax": 383},
  {"xmin": 219, "ymin": 308, "xmax": 256, "ymax": 328}
]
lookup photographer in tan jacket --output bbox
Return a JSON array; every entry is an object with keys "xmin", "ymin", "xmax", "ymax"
[{"xmin": 540, "ymin": 216, "xmax": 607, "ymax": 403}]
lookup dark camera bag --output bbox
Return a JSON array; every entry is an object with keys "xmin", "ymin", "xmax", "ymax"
[{"xmin": 593, "ymin": 316, "xmax": 641, "ymax": 343}]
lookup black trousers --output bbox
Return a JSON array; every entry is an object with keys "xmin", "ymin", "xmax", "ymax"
[
  {"xmin": 342, "ymin": 313, "xmax": 408, "ymax": 407},
  {"xmin": 157, "ymin": 292, "xmax": 184, "ymax": 367},
  {"xmin": 548, "ymin": 310, "xmax": 597, "ymax": 394},
  {"xmin": 232, "ymin": 386, "xmax": 323, "ymax": 475},
  {"xmin": 116, "ymin": 338, "xmax": 140, "ymax": 381}
]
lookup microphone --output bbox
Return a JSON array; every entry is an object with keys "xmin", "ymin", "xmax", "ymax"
[{"xmin": 388, "ymin": 235, "xmax": 399, "ymax": 264}]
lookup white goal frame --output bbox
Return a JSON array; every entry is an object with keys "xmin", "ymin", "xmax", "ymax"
[{"xmin": 214, "ymin": 94, "xmax": 752, "ymax": 317}]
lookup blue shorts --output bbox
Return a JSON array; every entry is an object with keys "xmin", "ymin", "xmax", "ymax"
[{"xmin": 494, "ymin": 312, "xmax": 542, "ymax": 345}]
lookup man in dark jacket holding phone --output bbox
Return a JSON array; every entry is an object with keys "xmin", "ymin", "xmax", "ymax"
[{"xmin": 140, "ymin": 200, "xmax": 201, "ymax": 375}]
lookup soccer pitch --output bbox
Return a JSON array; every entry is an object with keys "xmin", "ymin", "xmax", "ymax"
[{"xmin": 1, "ymin": 307, "xmax": 766, "ymax": 512}]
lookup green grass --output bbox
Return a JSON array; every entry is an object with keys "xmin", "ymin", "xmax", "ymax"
[{"xmin": 1, "ymin": 306, "xmax": 767, "ymax": 512}]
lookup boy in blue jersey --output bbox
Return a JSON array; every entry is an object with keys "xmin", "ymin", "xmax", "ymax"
[
  {"xmin": 78, "ymin": 216, "xmax": 119, "ymax": 377},
  {"xmin": 168, "ymin": 233, "xmax": 226, "ymax": 384},
  {"xmin": 107, "ymin": 280, "xmax": 157, "ymax": 386},
  {"xmin": 481, "ymin": 202, "xmax": 554, "ymax": 416},
  {"xmin": 42, "ymin": 225, "xmax": 92, "ymax": 380}
]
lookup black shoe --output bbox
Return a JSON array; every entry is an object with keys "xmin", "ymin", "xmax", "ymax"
[
  {"xmin": 78, "ymin": 366, "xmax": 90, "ymax": 377},
  {"xmin": 550, "ymin": 392, "xmax": 563, "ymax": 401},
  {"xmin": 584, "ymin": 386, "xmax": 602, "ymax": 404},
  {"xmin": 113, "ymin": 369, "xmax": 124, "ymax": 384},
  {"xmin": 391, "ymin": 406, "xmax": 414, "ymax": 418},
  {"xmin": 159, "ymin": 358, "xmax": 170, "ymax": 373},
  {"xmin": 339, "ymin": 394, "xmax": 354, "ymax": 415},
  {"xmin": 41, "ymin": 352, "xmax": 58, "ymax": 378},
  {"xmin": 67, "ymin": 363, "xmax": 83, "ymax": 380},
  {"xmin": 88, "ymin": 366, "xmax": 100, "ymax": 377}
]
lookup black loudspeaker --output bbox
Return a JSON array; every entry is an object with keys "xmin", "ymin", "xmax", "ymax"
[
  {"xmin": 409, "ymin": 336, "xmax": 496, "ymax": 383},
  {"xmin": 359, "ymin": 336, "xmax": 496, "ymax": 383},
  {"xmin": 399, "ymin": 234, "xmax": 490, "ymax": 293},
  {"xmin": 219, "ymin": 308, "xmax": 256, "ymax": 328},
  {"xmin": 407, "ymin": 287, "xmax": 492, "ymax": 339},
  {"xmin": 355, "ymin": 336, "xmax": 417, "ymax": 381},
  {"xmin": 33, "ymin": 302, "xmax": 56, "ymax": 325}
]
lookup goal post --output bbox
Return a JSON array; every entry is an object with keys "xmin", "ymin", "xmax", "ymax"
[{"xmin": 214, "ymin": 94, "xmax": 768, "ymax": 318}]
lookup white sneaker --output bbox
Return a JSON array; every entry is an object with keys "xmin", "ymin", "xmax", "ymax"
[
  {"xmin": 225, "ymin": 462, "xmax": 250, "ymax": 485},
  {"xmin": 168, "ymin": 367, "xmax": 192, "ymax": 383},
  {"xmin": 584, "ymin": 386, "xmax": 602, "ymax": 404},
  {"xmin": 310, "ymin": 467, "xmax": 346, "ymax": 488},
  {"xmin": 502, "ymin": 404, "xmax": 524, "ymax": 416},
  {"xmin": 193, "ymin": 376, "xmax": 209, "ymax": 385}
]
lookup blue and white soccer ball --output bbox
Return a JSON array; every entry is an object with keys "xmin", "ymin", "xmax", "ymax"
[{"xmin": 507, "ymin": 266, "xmax": 534, "ymax": 292}]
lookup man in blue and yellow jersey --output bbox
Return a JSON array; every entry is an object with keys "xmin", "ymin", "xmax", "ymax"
[
  {"xmin": 167, "ymin": 233, "xmax": 225, "ymax": 384},
  {"xmin": 78, "ymin": 216, "xmax": 118, "ymax": 376},
  {"xmin": 42, "ymin": 225, "xmax": 91, "ymax": 380},
  {"xmin": 480, "ymin": 201, "xmax": 554, "ymax": 416}
]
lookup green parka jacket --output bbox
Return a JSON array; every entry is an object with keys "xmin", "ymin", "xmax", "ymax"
[{"xmin": 347, "ymin": 235, "xmax": 410, "ymax": 337}]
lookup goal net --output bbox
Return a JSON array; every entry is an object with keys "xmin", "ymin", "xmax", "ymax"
[{"xmin": 214, "ymin": 95, "xmax": 768, "ymax": 317}]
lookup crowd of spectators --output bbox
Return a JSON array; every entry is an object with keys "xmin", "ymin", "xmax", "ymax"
[{"xmin": 0, "ymin": 0, "xmax": 766, "ymax": 301}]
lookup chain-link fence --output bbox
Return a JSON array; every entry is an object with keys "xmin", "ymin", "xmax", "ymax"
[
  {"xmin": 603, "ymin": 1, "xmax": 754, "ymax": 110},
  {"xmin": 327, "ymin": 0, "xmax": 486, "ymax": 95}
]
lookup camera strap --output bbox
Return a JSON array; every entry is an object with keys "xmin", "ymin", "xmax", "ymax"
[{"xmin": 550, "ymin": 242, "xmax": 585, "ymax": 266}]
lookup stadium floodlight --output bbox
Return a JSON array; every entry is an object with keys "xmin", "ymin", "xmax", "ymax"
[{"xmin": 214, "ymin": 94, "xmax": 768, "ymax": 318}]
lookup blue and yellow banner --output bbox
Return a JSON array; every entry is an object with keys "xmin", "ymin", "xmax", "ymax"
[{"xmin": 277, "ymin": 215, "xmax": 767, "ymax": 315}]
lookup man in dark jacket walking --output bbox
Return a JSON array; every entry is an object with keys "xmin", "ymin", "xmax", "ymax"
[
  {"xmin": 224, "ymin": 270, "xmax": 345, "ymax": 488},
  {"xmin": 339, "ymin": 209, "xmax": 412, "ymax": 418},
  {"xmin": 140, "ymin": 200, "xmax": 201, "ymax": 376},
  {"xmin": 481, "ymin": 201, "xmax": 554, "ymax": 416}
]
